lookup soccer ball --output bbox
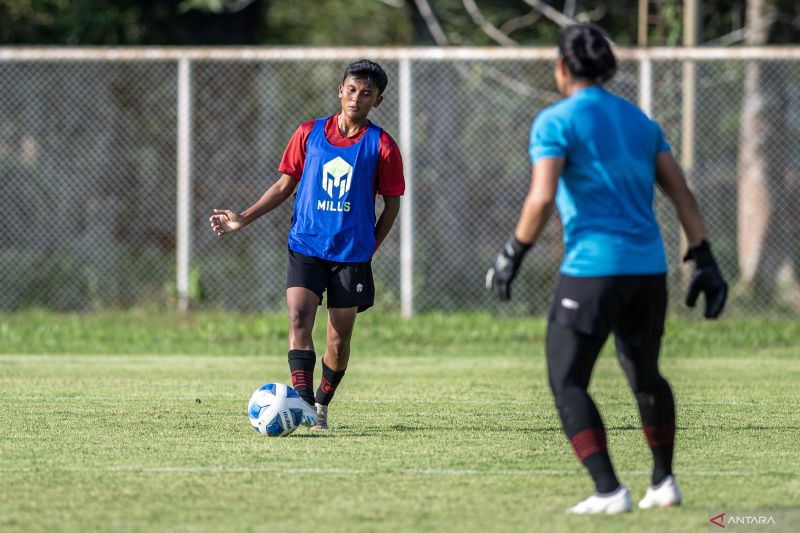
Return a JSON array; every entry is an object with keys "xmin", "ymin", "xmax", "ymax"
[{"xmin": 247, "ymin": 383, "xmax": 305, "ymax": 437}]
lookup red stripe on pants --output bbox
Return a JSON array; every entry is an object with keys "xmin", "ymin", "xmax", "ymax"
[
  {"xmin": 570, "ymin": 428, "xmax": 608, "ymax": 461},
  {"xmin": 643, "ymin": 421, "xmax": 675, "ymax": 448}
]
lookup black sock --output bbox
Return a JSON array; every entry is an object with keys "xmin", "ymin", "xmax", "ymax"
[
  {"xmin": 314, "ymin": 360, "xmax": 346, "ymax": 406},
  {"xmin": 288, "ymin": 349, "xmax": 316, "ymax": 406},
  {"xmin": 649, "ymin": 443, "xmax": 674, "ymax": 486},
  {"xmin": 583, "ymin": 450, "xmax": 621, "ymax": 494},
  {"xmin": 568, "ymin": 427, "xmax": 620, "ymax": 494}
]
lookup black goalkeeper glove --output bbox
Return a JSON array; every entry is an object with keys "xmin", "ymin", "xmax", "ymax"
[
  {"xmin": 684, "ymin": 240, "xmax": 728, "ymax": 319},
  {"xmin": 486, "ymin": 236, "xmax": 532, "ymax": 301}
]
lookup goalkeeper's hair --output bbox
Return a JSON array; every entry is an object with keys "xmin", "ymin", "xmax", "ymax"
[
  {"xmin": 558, "ymin": 24, "xmax": 617, "ymax": 84},
  {"xmin": 342, "ymin": 59, "xmax": 388, "ymax": 95}
]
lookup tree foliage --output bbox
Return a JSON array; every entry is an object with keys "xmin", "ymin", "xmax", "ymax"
[
  {"xmin": 2, "ymin": 1, "xmax": 797, "ymax": 46},
  {"xmin": 0, "ymin": 0, "xmax": 267, "ymax": 44}
]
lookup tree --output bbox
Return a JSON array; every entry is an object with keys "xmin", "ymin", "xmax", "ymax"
[
  {"xmin": 0, "ymin": 0, "xmax": 267, "ymax": 45},
  {"xmin": 736, "ymin": 0, "xmax": 800, "ymax": 305}
]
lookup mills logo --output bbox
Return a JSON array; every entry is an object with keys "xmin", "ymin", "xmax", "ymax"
[{"xmin": 318, "ymin": 156, "xmax": 352, "ymax": 212}]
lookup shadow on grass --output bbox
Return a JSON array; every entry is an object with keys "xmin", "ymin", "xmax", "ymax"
[
  {"xmin": 326, "ymin": 424, "xmax": 566, "ymax": 436},
  {"xmin": 323, "ymin": 424, "xmax": 725, "ymax": 436},
  {"xmin": 293, "ymin": 423, "xmax": 788, "ymax": 437}
]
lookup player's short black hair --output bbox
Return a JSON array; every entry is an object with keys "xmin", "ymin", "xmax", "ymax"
[
  {"xmin": 558, "ymin": 24, "xmax": 617, "ymax": 84},
  {"xmin": 342, "ymin": 59, "xmax": 388, "ymax": 95}
]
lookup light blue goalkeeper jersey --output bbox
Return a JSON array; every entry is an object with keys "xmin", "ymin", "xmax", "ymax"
[{"xmin": 530, "ymin": 86, "xmax": 671, "ymax": 276}]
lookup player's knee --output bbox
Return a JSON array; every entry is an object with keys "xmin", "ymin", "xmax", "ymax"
[
  {"xmin": 288, "ymin": 310, "xmax": 313, "ymax": 343},
  {"xmin": 548, "ymin": 364, "xmax": 590, "ymax": 395},
  {"xmin": 553, "ymin": 384, "xmax": 587, "ymax": 406},
  {"xmin": 288, "ymin": 307, "xmax": 308, "ymax": 329},
  {"xmin": 631, "ymin": 372, "xmax": 669, "ymax": 396}
]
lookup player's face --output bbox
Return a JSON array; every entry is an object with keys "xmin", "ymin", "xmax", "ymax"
[{"xmin": 339, "ymin": 76, "xmax": 382, "ymax": 122}]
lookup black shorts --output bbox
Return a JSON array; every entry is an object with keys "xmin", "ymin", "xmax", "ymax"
[
  {"xmin": 286, "ymin": 249, "xmax": 375, "ymax": 313},
  {"xmin": 548, "ymin": 273, "xmax": 667, "ymax": 341}
]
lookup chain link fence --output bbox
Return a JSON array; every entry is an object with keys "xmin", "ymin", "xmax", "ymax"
[{"xmin": 2, "ymin": 48, "xmax": 800, "ymax": 315}]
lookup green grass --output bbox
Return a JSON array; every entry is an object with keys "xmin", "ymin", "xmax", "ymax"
[{"xmin": 1, "ymin": 311, "xmax": 799, "ymax": 532}]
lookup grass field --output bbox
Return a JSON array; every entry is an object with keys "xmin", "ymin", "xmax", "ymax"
[{"xmin": 1, "ymin": 310, "xmax": 799, "ymax": 532}]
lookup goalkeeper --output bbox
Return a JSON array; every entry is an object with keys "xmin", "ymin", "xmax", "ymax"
[{"xmin": 487, "ymin": 24, "xmax": 727, "ymax": 515}]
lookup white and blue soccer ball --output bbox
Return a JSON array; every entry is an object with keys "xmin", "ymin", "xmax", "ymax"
[{"xmin": 247, "ymin": 383, "xmax": 305, "ymax": 437}]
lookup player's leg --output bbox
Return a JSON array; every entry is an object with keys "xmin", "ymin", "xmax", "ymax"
[
  {"xmin": 615, "ymin": 333, "xmax": 676, "ymax": 489},
  {"xmin": 547, "ymin": 275, "xmax": 631, "ymax": 514},
  {"xmin": 320, "ymin": 306, "xmax": 357, "ymax": 388},
  {"xmin": 549, "ymin": 323, "xmax": 631, "ymax": 514},
  {"xmin": 312, "ymin": 259, "xmax": 374, "ymax": 429},
  {"xmin": 548, "ymin": 323, "xmax": 619, "ymax": 488},
  {"xmin": 285, "ymin": 250, "xmax": 325, "ymax": 409},
  {"xmin": 311, "ymin": 306, "xmax": 358, "ymax": 429},
  {"xmin": 613, "ymin": 274, "xmax": 681, "ymax": 508},
  {"xmin": 286, "ymin": 286, "xmax": 320, "ymax": 405}
]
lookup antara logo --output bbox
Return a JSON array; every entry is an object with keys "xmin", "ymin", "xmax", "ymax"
[
  {"xmin": 710, "ymin": 513, "xmax": 725, "ymax": 528},
  {"xmin": 710, "ymin": 512, "xmax": 777, "ymax": 528},
  {"xmin": 318, "ymin": 156, "xmax": 352, "ymax": 212}
]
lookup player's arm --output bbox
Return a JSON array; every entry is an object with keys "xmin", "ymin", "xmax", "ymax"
[
  {"xmin": 209, "ymin": 173, "xmax": 298, "ymax": 237},
  {"xmin": 373, "ymin": 130, "xmax": 404, "ymax": 253},
  {"xmin": 374, "ymin": 195, "xmax": 400, "ymax": 252},
  {"xmin": 654, "ymin": 151, "xmax": 707, "ymax": 247},
  {"xmin": 655, "ymin": 151, "xmax": 727, "ymax": 318},
  {"xmin": 514, "ymin": 157, "xmax": 562, "ymax": 245},
  {"xmin": 487, "ymin": 157, "xmax": 561, "ymax": 300}
]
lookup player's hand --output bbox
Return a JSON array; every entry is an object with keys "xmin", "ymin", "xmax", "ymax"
[
  {"xmin": 209, "ymin": 209, "xmax": 245, "ymax": 236},
  {"xmin": 684, "ymin": 240, "xmax": 728, "ymax": 319},
  {"xmin": 486, "ymin": 236, "xmax": 532, "ymax": 301}
]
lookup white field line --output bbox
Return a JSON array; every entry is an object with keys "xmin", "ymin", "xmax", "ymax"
[{"xmin": 0, "ymin": 466, "xmax": 795, "ymax": 477}]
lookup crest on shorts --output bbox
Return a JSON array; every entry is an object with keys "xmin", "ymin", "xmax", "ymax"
[{"xmin": 322, "ymin": 156, "xmax": 353, "ymax": 199}]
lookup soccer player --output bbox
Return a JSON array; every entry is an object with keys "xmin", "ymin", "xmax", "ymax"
[
  {"xmin": 209, "ymin": 59, "xmax": 405, "ymax": 430},
  {"xmin": 486, "ymin": 24, "xmax": 728, "ymax": 514}
]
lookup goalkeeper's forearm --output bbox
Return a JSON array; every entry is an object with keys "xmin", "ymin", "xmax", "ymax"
[
  {"xmin": 672, "ymin": 190, "xmax": 707, "ymax": 249},
  {"xmin": 515, "ymin": 195, "xmax": 554, "ymax": 246},
  {"xmin": 655, "ymin": 152, "xmax": 707, "ymax": 247}
]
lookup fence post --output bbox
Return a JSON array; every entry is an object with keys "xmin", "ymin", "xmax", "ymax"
[
  {"xmin": 399, "ymin": 56, "xmax": 414, "ymax": 318},
  {"xmin": 176, "ymin": 57, "xmax": 193, "ymax": 312},
  {"xmin": 681, "ymin": 3, "xmax": 700, "ymax": 279},
  {"xmin": 638, "ymin": 52, "xmax": 653, "ymax": 118}
]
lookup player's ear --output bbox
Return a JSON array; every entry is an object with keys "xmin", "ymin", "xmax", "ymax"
[
  {"xmin": 374, "ymin": 94, "xmax": 383, "ymax": 108},
  {"xmin": 338, "ymin": 84, "xmax": 344, "ymax": 97},
  {"xmin": 556, "ymin": 57, "xmax": 568, "ymax": 77}
]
